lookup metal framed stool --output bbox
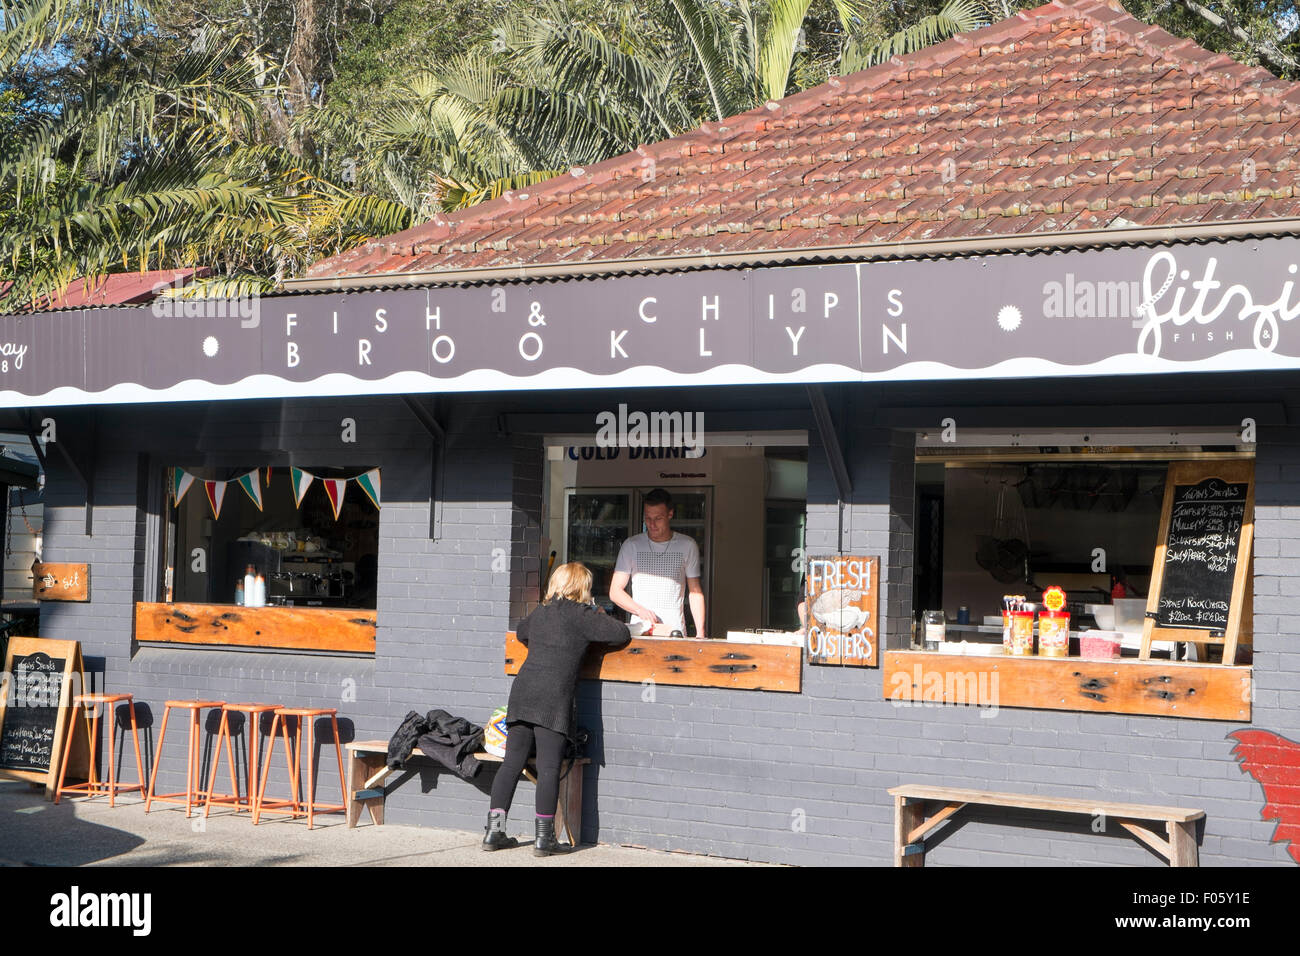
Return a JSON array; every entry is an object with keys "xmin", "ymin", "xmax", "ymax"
[
  {"xmin": 253, "ymin": 707, "xmax": 347, "ymax": 829},
  {"xmin": 145, "ymin": 699, "xmax": 225, "ymax": 817},
  {"xmin": 204, "ymin": 703, "xmax": 281, "ymax": 818},
  {"xmin": 54, "ymin": 693, "xmax": 145, "ymax": 807}
]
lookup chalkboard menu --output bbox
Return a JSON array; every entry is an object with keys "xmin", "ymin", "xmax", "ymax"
[
  {"xmin": 1143, "ymin": 461, "xmax": 1254, "ymax": 664},
  {"xmin": 0, "ymin": 637, "xmax": 86, "ymax": 796},
  {"xmin": 0, "ymin": 651, "xmax": 65, "ymax": 772},
  {"xmin": 1156, "ymin": 478, "xmax": 1246, "ymax": 630}
]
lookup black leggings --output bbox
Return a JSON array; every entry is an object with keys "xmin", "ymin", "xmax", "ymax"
[{"xmin": 489, "ymin": 721, "xmax": 566, "ymax": 816}]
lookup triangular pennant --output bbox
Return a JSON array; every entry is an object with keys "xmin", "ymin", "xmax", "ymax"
[
  {"xmin": 322, "ymin": 478, "xmax": 347, "ymax": 520},
  {"xmin": 265, "ymin": 466, "xmax": 272, "ymax": 486},
  {"xmin": 172, "ymin": 468, "xmax": 195, "ymax": 506},
  {"xmin": 291, "ymin": 467, "xmax": 314, "ymax": 508},
  {"xmin": 354, "ymin": 468, "xmax": 381, "ymax": 509},
  {"xmin": 235, "ymin": 470, "xmax": 263, "ymax": 511},
  {"xmin": 204, "ymin": 480, "xmax": 227, "ymax": 520}
]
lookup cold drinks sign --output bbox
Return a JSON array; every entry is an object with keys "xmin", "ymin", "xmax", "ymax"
[{"xmin": 805, "ymin": 555, "xmax": 879, "ymax": 667}]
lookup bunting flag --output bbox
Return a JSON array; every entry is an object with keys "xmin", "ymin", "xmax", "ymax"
[
  {"xmin": 290, "ymin": 467, "xmax": 314, "ymax": 507},
  {"xmin": 354, "ymin": 468, "xmax": 381, "ymax": 509},
  {"xmin": 172, "ymin": 468, "xmax": 195, "ymax": 506},
  {"xmin": 235, "ymin": 469, "xmax": 263, "ymax": 511},
  {"xmin": 204, "ymin": 480, "xmax": 228, "ymax": 520},
  {"xmin": 322, "ymin": 478, "xmax": 347, "ymax": 520},
  {"xmin": 171, "ymin": 465, "xmax": 380, "ymax": 520}
]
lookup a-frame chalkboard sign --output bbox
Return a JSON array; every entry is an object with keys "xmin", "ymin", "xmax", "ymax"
[
  {"xmin": 0, "ymin": 637, "xmax": 88, "ymax": 798},
  {"xmin": 1141, "ymin": 460, "xmax": 1254, "ymax": 665}
]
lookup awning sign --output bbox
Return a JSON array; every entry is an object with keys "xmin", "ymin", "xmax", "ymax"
[{"xmin": 4, "ymin": 237, "xmax": 1300, "ymax": 407}]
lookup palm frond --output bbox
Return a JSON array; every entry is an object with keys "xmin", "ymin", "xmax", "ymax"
[
  {"xmin": 841, "ymin": 0, "xmax": 993, "ymax": 72},
  {"xmin": 508, "ymin": 2, "xmax": 688, "ymax": 139},
  {"xmin": 666, "ymin": 0, "xmax": 750, "ymax": 120},
  {"xmin": 160, "ymin": 273, "xmax": 278, "ymax": 300},
  {"xmin": 759, "ymin": 0, "xmax": 869, "ymax": 100}
]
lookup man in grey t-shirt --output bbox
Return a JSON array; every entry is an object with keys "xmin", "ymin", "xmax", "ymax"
[{"xmin": 609, "ymin": 488, "xmax": 706, "ymax": 637}]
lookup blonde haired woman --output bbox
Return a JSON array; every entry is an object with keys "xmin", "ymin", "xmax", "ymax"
[{"xmin": 484, "ymin": 562, "xmax": 630, "ymax": 855}]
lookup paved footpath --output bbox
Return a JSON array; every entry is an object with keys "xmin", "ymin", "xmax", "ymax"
[{"xmin": 0, "ymin": 781, "xmax": 765, "ymax": 867}]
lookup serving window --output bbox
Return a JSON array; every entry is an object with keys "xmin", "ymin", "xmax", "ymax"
[
  {"xmin": 506, "ymin": 431, "xmax": 810, "ymax": 693},
  {"xmin": 888, "ymin": 427, "xmax": 1255, "ymax": 721},
  {"xmin": 135, "ymin": 466, "xmax": 380, "ymax": 653}
]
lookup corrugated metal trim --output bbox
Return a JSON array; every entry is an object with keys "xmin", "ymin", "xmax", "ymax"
[{"xmin": 278, "ymin": 217, "xmax": 1300, "ymax": 294}]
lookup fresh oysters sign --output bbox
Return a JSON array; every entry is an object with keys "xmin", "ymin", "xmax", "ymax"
[{"xmin": 805, "ymin": 555, "xmax": 879, "ymax": 667}]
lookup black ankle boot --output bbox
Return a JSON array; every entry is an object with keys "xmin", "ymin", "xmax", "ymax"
[
  {"xmin": 482, "ymin": 810, "xmax": 515, "ymax": 851},
  {"xmin": 534, "ymin": 815, "xmax": 571, "ymax": 856}
]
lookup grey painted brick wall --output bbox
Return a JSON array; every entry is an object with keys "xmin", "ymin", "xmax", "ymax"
[{"xmin": 33, "ymin": 378, "xmax": 1300, "ymax": 866}]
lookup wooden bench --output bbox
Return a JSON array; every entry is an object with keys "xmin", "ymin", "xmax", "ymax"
[
  {"xmin": 345, "ymin": 740, "xmax": 590, "ymax": 847},
  {"xmin": 889, "ymin": 785, "xmax": 1204, "ymax": 867}
]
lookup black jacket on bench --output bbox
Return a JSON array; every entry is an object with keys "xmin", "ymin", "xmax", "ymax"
[
  {"xmin": 416, "ymin": 710, "xmax": 485, "ymax": 779},
  {"xmin": 509, "ymin": 598, "xmax": 631, "ymax": 737},
  {"xmin": 386, "ymin": 709, "xmax": 485, "ymax": 779}
]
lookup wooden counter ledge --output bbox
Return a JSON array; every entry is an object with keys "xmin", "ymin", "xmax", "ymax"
[
  {"xmin": 505, "ymin": 632, "xmax": 801, "ymax": 692},
  {"xmin": 883, "ymin": 650, "xmax": 1250, "ymax": 721},
  {"xmin": 135, "ymin": 602, "xmax": 376, "ymax": 653}
]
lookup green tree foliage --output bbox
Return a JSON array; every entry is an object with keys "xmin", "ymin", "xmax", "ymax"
[
  {"xmin": 3, "ymin": 0, "xmax": 1298, "ymax": 306},
  {"xmin": 0, "ymin": 0, "xmax": 409, "ymax": 308},
  {"xmin": 1124, "ymin": 0, "xmax": 1299, "ymax": 76},
  {"xmin": 843, "ymin": 0, "xmax": 1299, "ymax": 77},
  {"xmin": 298, "ymin": 0, "xmax": 870, "ymax": 214}
]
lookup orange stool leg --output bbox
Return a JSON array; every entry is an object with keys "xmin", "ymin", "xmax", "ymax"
[
  {"xmin": 332, "ymin": 715, "xmax": 346, "ymax": 821},
  {"xmin": 87, "ymin": 705, "xmax": 101, "ymax": 794},
  {"xmin": 145, "ymin": 705, "xmax": 172, "ymax": 812},
  {"xmin": 286, "ymin": 715, "xmax": 301, "ymax": 814},
  {"xmin": 104, "ymin": 701, "xmax": 117, "ymax": 807},
  {"xmin": 247, "ymin": 713, "xmax": 262, "ymax": 816},
  {"xmin": 305, "ymin": 716, "xmax": 317, "ymax": 830},
  {"xmin": 292, "ymin": 716, "xmax": 303, "ymax": 821},
  {"xmin": 128, "ymin": 701, "xmax": 145, "ymax": 797},
  {"xmin": 204, "ymin": 710, "xmax": 229, "ymax": 819},
  {"xmin": 185, "ymin": 707, "xmax": 197, "ymax": 817},
  {"xmin": 224, "ymin": 714, "xmax": 239, "ymax": 808},
  {"xmin": 253, "ymin": 712, "xmax": 280, "ymax": 825}
]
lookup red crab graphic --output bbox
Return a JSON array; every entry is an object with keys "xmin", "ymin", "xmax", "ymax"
[{"xmin": 1228, "ymin": 729, "xmax": 1300, "ymax": 865}]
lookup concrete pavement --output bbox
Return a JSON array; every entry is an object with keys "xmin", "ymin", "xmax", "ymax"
[{"xmin": 0, "ymin": 781, "xmax": 767, "ymax": 867}]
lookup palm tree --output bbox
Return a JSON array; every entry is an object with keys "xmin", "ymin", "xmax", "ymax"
[
  {"xmin": 842, "ymin": 0, "xmax": 1009, "ymax": 70},
  {"xmin": 0, "ymin": 0, "xmax": 403, "ymax": 308},
  {"xmin": 299, "ymin": 0, "xmax": 870, "ymax": 214}
]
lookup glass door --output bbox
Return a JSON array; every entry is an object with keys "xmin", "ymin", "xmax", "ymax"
[
  {"xmin": 763, "ymin": 502, "xmax": 806, "ymax": 629},
  {"xmin": 563, "ymin": 489, "xmax": 633, "ymax": 609}
]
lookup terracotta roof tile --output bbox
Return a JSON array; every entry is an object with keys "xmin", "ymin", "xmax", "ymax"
[
  {"xmin": 305, "ymin": 0, "xmax": 1300, "ymax": 281},
  {"xmin": 24, "ymin": 268, "xmax": 209, "ymax": 311}
]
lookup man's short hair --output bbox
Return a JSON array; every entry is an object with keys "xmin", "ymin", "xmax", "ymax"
[{"xmin": 643, "ymin": 488, "xmax": 674, "ymax": 510}]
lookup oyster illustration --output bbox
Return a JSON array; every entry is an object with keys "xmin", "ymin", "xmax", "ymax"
[{"xmin": 810, "ymin": 587, "xmax": 870, "ymax": 633}]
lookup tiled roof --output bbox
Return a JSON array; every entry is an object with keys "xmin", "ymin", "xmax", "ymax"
[
  {"xmin": 4, "ymin": 268, "xmax": 209, "ymax": 312},
  {"xmin": 305, "ymin": 0, "xmax": 1300, "ymax": 282},
  {"xmin": 48, "ymin": 268, "xmax": 207, "ymax": 309}
]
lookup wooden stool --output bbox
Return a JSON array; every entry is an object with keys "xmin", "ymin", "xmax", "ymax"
[
  {"xmin": 54, "ymin": 693, "xmax": 145, "ymax": 807},
  {"xmin": 145, "ymin": 700, "xmax": 225, "ymax": 817},
  {"xmin": 204, "ymin": 703, "xmax": 280, "ymax": 818},
  {"xmin": 253, "ymin": 707, "xmax": 347, "ymax": 829}
]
